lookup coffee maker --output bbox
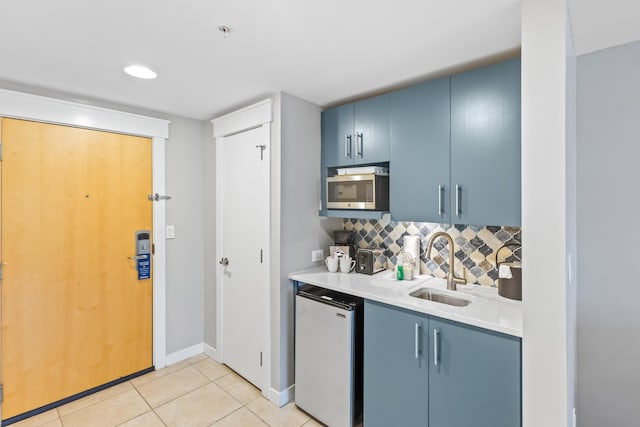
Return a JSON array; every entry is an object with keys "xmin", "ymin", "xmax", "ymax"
[{"xmin": 332, "ymin": 230, "xmax": 357, "ymax": 260}]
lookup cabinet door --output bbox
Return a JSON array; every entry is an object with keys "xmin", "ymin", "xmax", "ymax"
[
  {"xmin": 429, "ymin": 317, "xmax": 521, "ymax": 427},
  {"xmin": 450, "ymin": 59, "xmax": 521, "ymax": 226},
  {"xmin": 390, "ymin": 77, "xmax": 450, "ymax": 222},
  {"xmin": 364, "ymin": 300, "xmax": 428, "ymax": 427},
  {"xmin": 354, "ymin": 94, "xmax": 390, "ymax": 165},
  {"xmin": 322, "ymin": 104, "xmax": 355, "ymax": 167}
]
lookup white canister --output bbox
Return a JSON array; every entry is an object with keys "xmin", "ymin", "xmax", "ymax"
[{"xmin": 403, "ymin": 235, "xmax": 421, "ymax": 275}]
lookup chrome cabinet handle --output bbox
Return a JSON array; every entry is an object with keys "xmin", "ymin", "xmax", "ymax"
[
  {"xmin": 219, "ymin": 257, "xmax": 229, "ymax": 267},
  {"xmin": 455, "ymin": 184, "xmax": 461, "ymax": 217},
  {"xmin": 344, "ymin": 134, "xmax": 352, "ymax": 159},
  {"xmin": 438, "ymin": 185, "xmax": 444, "ymax": 216},
  {"xmin": 356, "ymin": 132, "xmax": 363, "ymax": 157},
  {"xmin": 415, "ymin": 323, "xmax": 421, "ymax": 359},
  {"xmin": 129, "ymin": 255, "xmax": 146, "ymax": 260},
  {"xmin": 433, "ymin": 329, "xmax": 440, "ymax": 366}
]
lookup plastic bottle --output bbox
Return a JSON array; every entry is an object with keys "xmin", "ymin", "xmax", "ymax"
[{"xmin": 396, "ymin": 264, "xmax": 404, "ymax": 281}]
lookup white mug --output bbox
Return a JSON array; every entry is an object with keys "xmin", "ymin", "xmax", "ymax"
[
  {"xmin": 340, "ymin": 257, "xmax": 356, "ymax": 273},
  {"xmin": 325, "ymin": 256, "xmax": 339, "ymax": 273}
]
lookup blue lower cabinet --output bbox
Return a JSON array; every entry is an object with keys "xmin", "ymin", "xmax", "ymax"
[
  {"xmin": 364, "ymin": 301, "xmax": 521, "ymax": 427},
  {"xmin": 429, "ymin": 317, "xmax": 522, "ymax": 427},
  {"xmin": 364, "ymin": 300, "xmax": 428, "ymax": 427}
]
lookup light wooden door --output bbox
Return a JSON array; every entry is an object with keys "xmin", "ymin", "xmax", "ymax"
[
  {"xmin": 219, "ymin": 125, "xmax": 268, "ymax": 389},
  {"xmin": 0, "ymin": 118, "xmax": 153, "ymax": 419}
]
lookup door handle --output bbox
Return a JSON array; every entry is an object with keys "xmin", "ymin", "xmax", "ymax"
[
  {"xmin": 344, "ymin": 134, "xmax": 352, "ymax": 159},
  {"xmin": 219, "ymin": 257, "xmax": 229, "ymax": 267},
  {"xmin": 438, "ymin": 185, "xmax": 444, "ymax": 216},
  {"xmin": 356, "ymin": 132, "xmax": 363, "ymax": 157},
  {"xmin": 129, "ymin": 255, "xmax": 146, "ymax": 260},
  {"xmin": 433, "ymin": 329, "xmax": 440, "ymax": 366},
  {"xmin": 414, "ymin": 323, "xmax": 421, "ymax": 359},
  {"xmin": 455, "ymin": 184, "xmax": 461, "ymax": 217}
]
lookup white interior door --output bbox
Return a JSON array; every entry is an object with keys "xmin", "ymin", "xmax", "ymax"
[{"xmin": 219, "ymin": 125, "xmax": 269, "ymax": 389}]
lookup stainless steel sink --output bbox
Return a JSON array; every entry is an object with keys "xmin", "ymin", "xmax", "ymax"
[{"xmin": 409, "ymin": 288, "xmax": 471, "ymax": 307}]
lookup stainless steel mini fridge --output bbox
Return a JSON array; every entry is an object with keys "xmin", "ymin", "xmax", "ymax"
[{"xmin": 295, "ymin": 284, "xmax": 363, "ymax": 427}]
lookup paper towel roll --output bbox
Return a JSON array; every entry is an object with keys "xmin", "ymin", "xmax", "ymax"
[{"xmin": 403, "ymin": 235, "xmax": 421, "ymax": 276}]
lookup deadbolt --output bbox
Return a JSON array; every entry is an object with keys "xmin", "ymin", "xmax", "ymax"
[{"xmin": 219, "ymin": 257, "xmax": 229, "ymax": 267}]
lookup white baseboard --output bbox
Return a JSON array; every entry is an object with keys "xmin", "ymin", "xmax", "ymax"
[
  {"xmin": 171, "ymin": 342, "xmax": 291, "ymax": 408},
  {"xmin": 203, "ymin": 343, "xmax": 221, "ymax": 363},
  {"xmin": 268, "ymin": 384, "xmax": 295, "ymax": 407},
  {"xmin": 164, "ymin": 343, "xmax": 204, "ymax": 366}
]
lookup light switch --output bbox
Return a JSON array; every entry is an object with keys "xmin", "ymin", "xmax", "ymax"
[
  {"xmin": 311, "ymin": 249, "xmax": 324, "ymax": 262},
  {"xmin": 166, "ymin": 225, "xmax": 175, "ymax": 239}
]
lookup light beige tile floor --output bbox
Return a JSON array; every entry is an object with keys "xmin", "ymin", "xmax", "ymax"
[{"xmin": 12, "ymin": 354, "xmax": 323, "ymax": 427}]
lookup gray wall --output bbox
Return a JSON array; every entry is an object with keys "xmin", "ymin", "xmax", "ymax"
[
  {"xmin": 164, "ymin": 116, "xmax": 206, "ymax": 354},
  {"xmin": 203, "ymin": 121, "xmax": 217, "ymax": 348},
  {"xmin": 577, "ymin": 40, "xmax": 640, "ymax": 426},
  {"xmin": 273, "ymin": 93, "xmax": 340, "ymax": 392}
]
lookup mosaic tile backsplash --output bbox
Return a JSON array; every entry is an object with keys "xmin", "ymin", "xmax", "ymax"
[{"xmin": 343, "ymin": 219, "xmax": 522, "ymax": 287}]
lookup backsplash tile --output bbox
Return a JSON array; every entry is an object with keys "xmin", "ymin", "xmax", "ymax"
[{"xmin": 343, "ymin": 219, "xmax": 521, "ymax": 286}]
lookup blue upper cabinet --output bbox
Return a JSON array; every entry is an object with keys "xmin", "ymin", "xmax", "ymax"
[
  {"xmin": 450, "ymin": 58, "xmax": 521, "ymax": 226},
  {"xmin": 321, "ymin": 58, "xmax": 521, "ymax": 225},
  {"xmin": 353, "ymin": 94, "xmax": 390, "ymax": 165},
  {"xmin": 364, "ymin": 300, "xmax": 428, "ymax": 427},
  {"xmin": 390, "ymin": 77, "xmax": 451, "ymax": 223},
  {"xmin": 322, "ymin": 104, "xmax": 355, "ymax": 167},
  {"xmin": 429, "ymin": 317, "xmax": 521, "ymax": 427},
  {"xmin": 321, "ymin": 94, "xmax": 390, "ymax": 167}
]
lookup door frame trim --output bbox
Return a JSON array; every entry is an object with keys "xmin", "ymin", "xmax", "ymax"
[
  {"xmin": 212, "ymin": 99, "xmax": 273, "ymax": 396},
  {"xmin": 0, "ymin": 88, "xmax": 170, "ymax": 372}
]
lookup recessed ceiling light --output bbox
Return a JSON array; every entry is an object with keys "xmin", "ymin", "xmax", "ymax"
[{"xmin": 124, "ymin": 65, "xmax": 157, "ymax": 79}]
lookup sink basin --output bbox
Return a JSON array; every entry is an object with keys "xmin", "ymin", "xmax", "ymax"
[{"xmin": 409, "ymin": 288, "xmax": 471, "ymax": 307}]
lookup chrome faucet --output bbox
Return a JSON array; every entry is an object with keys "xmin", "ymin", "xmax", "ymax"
[{"xmin": 425, "ymin": 231, "xmax": 466, "ymax": 291}]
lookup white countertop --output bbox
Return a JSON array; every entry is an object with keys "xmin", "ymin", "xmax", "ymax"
[{"xmin": 289, "ymin": 267, "xmax": 523, "ymax": 338}]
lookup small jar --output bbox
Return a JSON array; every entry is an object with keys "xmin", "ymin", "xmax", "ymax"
[{"xmin": 403, "ymin": 263, "xmax": 414, "ymax": 280}]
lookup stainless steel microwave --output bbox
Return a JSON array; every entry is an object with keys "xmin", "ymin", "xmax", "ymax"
[{"xmin": 326, "ymin": 174, "xmax": 389, "ymax": 210}]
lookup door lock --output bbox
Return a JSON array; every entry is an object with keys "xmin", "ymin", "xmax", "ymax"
[
  {"xmin": 133, "ymin": 230, "xmax": 151, "ymax": 280},
  {"xmin": 219, "ymin": 257, "xmax": 229, "ymax": 267}
]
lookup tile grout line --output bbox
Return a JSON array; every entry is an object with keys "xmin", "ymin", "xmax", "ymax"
[
  {"xmin": 244, "ymin": 395, "xmax": 276, "ymax": 427},
  {"xmin": 130, "ymin": 365, "xmax": 206, "ymax": 407},
  {"xmin": 204, "ymin": 405, "xmax": 247, "ymax": 427},
  {"xmin": 56, "ymin": 407, "xmax": 65, "ymax": 427},
  {"xmin": 53, "ymin": 381, "xmax": 137, "ymax": 421},
  {"xmin": 133, "ymin": 372, "xmax": 243, "ymax": 424},
  {"xmin": 32, "ymin": 355, "xmax": 281, "ymax": 427},
  {"xmin": 154, "ymin": 379, "xmax": 245, "ymax": 427},
  {"xmin": 128, "ymin": 380, "xmax": 167, "ymax": 427},
  {"xmin": 129, "ymin": 361, "xmax": 190, "ymax": 389}
]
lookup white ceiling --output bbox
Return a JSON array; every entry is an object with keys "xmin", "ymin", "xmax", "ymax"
[
  {"xmin": 568, "ymin": 0, "xmax": 640, "ymax": 55},
  {"xmin": 0, "ymin": 1, "xmax": 638, "ymax": 120}
]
